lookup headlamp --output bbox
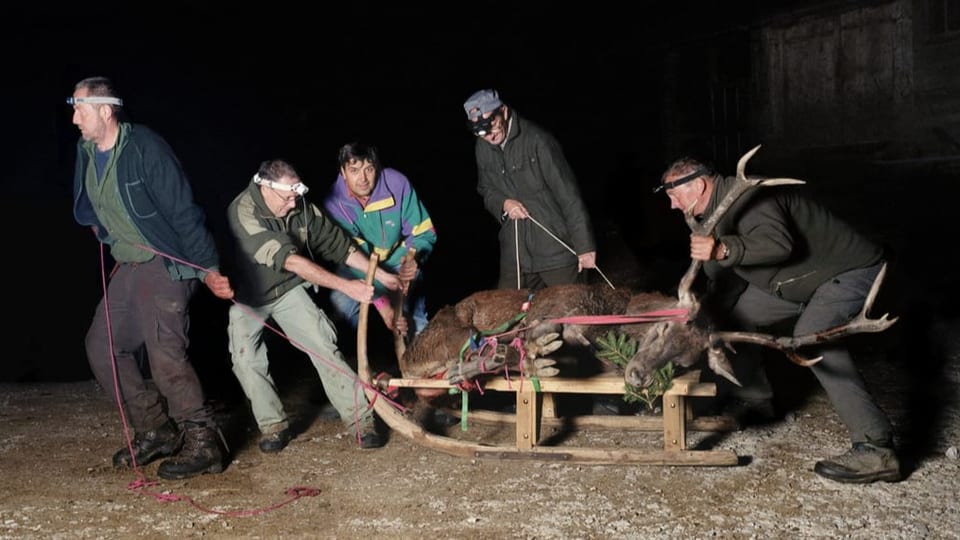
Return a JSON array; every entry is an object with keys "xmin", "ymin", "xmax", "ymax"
[
  {"xmin": 252, "ymin": 173, "xmax": 309, "ymax": 196},
  {"xmin": 653, "ymin": 167, "xmax": 708, "ymax": 194},
  {"xmin": 66, "ymin": 96, "xmax": 124, "ymax": 106},
  {"xmin": 467, "ymin": 107, "xmax": 501, "ymax": 136}
]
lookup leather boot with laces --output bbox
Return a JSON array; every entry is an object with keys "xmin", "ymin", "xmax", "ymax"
[
  {"xmin": 112, "ymin": 420, "xmax": 182, "ymax": 468},
  {"xmin": 814, "ymin": 442, "xmax": 902, "ymax": 484},
  {"xmin": 156, "ymin": 422, "xmax": 225, "ymax": 480}
]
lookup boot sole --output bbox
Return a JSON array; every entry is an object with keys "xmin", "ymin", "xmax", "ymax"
[
  {"xmin": 113, "ymin": 442, "xmax": 182, "ymax": 469},
  {"xmin": 156, "ymin": 462, "xmax": 224, "ymax": 481},
  {"xmin": 813, "ymin": 464, "xmax": 902, "ymax": 484}
]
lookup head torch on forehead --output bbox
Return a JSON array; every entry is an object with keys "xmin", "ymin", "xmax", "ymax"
[
  {"xmin": 653, "ymin": 167, "xmax": 708, "ymax": 194},
  {"xmin": 467, "ymin": 107, "xmax": 501, "ymax": 136},
  {"xmin": 66, "ymin": 96, "xmax": 124, "ymax": 106},
  {"xmin": 253, "ymin": 173, "xmax": 309, "ymax": 196}
]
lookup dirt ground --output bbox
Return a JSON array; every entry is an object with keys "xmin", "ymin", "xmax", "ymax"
[{"xmin": 2, "ymin": 308, "xmax": 959, "ymax": 539}]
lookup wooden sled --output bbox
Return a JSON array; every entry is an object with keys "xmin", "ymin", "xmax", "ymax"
[{"xmin": 357, "ymin": 257, "xmax": 739, "ymax": 466}]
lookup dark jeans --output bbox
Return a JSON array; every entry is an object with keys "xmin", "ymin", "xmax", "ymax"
[
  {"xmin": 729, "ymin": 262, "xmax": 893, "ymax": 445},
  {"xmin": 85, "ymin": 257, "xmax": 213, "ymax": 431}
]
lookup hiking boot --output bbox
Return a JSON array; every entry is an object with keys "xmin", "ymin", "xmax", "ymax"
[
  {"xmin": 259, "ymin": 429, "xmax": 292, "ymax": 453},
  {"xmin": 814, "ymin": 442, "xmax": 902, "ymax": 484},
  {"xmin": 112, "ymin": 420, "xmax": 182, "ymax": 468},
  {"xmin": 359, "ymin": 431, "xmax": 385, "ymax": 449},
  {"xmin": 156, "ymin": 422, "xmax": 225, "ymax": 480}
]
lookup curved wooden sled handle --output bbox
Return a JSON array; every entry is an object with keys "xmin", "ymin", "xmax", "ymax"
[{"xmin": 357, "ymin": 253, "xmax": 481, "ymax": 458}]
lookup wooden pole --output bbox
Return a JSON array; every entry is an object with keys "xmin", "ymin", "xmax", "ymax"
[
  {"xmin": 357, "ymin": 253, "xmax": 379, "ymax": 384},
  {"xmin": 393, "ymin": 248, "xmax": 417, "ymax": 362}
]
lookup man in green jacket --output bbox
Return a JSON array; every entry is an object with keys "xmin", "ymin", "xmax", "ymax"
[
  {"xmin": 464, "ymin": 89, "xmax": 597, "ymax": 290},
  {"xmin": 658, "ymin": 156, "xmax": 900, "ymax": 484},
  {"xmin": 226, "ymin": 159, "xmax": 401, "ymax": 453},
  {"xmin": 69, "ymin": 76, "xmax": 234, "ymax": 480}
]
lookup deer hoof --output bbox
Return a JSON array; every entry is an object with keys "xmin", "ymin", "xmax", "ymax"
[
  {"xmin": 533, "ymin": 367, "xmax": 560, "ymax": 377},
  {"xmin": 524, "ymin": 332, "xmax": 562, "ymax": 359},
  {"xmin": 522, "ymin": 358, "xmax": 559, "ymax": 378}
]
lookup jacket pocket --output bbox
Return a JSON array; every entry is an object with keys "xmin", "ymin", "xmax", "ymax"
[{"xmin": 124, "ymin": 178, "xmax": 158, "ymax": 219}]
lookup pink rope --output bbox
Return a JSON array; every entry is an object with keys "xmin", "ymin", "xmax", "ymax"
[
  {"xmin": 97, "ymin": 243, "xmax": 368, "ymax": 516},
  {"xmin": 134, "ymin": 243, "xmax": 408, "ymax": 422},
  {"xmin": 98, "ymin": 245, "xmax": 146, "ymax": 485},
  {"xmin": 126, "ymin": 478, "xmax": 319, "ymax": 516}
]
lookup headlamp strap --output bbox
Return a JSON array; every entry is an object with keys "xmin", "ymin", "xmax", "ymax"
[
  {"xmin": 252, "ymin": 173, "xmax": 309, "ymax": 196},
  {"xmin": 653, "ymin": 167, "xmax": 708, "ymax": 194},
  {"xmin": 66, "ymin": 96, "xmax": 124, "ymax": 106}
]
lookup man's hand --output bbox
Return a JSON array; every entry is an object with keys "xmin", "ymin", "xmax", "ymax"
[
  {"xmin": 376, "ymin": 299, "xmax": 409, "ymax": 337},
  {"xmin": 502, "ymin": 198, "xmax": 529, "ymax": 220},
  {"xmin": 398, "ymin": 257, "xmax": 418, "ymax": 283},
  {"xmin": 690, "ymin": 234, "xmax": 718, "ymax": 261},
  {"xmin": 204, "ymin": 271, "xmax": 234, "ymax": 300},
  {"xmin": 374, "ymin": 270, "xmax": 402, "ymax": 292},
  {"xmin": 343, "ymin": 280, "xmax": 376, "ymax": 303},
  {"xmin": 577, "ymin": 251, "xmax": 597, "ymax": 272}
]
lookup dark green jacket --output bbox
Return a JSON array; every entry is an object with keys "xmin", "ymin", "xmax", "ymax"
[
  {"xmin": 703, "ymin": 175, "xmax": 883, "ymax": 303},
  {"xmin": 72, "ymin": 122, "xmax": 219, "ymax": 281},
  {"xmin": 227, "ymin": 182, "xmax": 357, "ymax": 307},
  {"xmin": 474, "ymin": 113, "xmax": 595, "ymax": 274}
]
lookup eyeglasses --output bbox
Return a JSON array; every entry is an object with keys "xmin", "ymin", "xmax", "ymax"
[{"xmin": 269, "ymin": 187, "xmax": 301, "ymax": 203}]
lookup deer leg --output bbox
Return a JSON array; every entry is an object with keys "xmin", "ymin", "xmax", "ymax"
[{"xmin": 446, "ymin": 345, "xmax": 510, "ymax": 385}]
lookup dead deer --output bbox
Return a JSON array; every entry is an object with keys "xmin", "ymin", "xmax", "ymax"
[
  {"xmin": 398, "ymin": 283, "xmax": 632, "ymax": 401},
  {"xmin": 622, "ymin": 145, "xmax": 898, "ymax": 389}
]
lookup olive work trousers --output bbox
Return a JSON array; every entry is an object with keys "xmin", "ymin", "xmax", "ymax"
[{"xmin": 227, "ymin": 283, "xmax": 375, "ymax": 435}]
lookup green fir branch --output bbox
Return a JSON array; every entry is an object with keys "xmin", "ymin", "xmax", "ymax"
[{"xmin": 595, "ymin": 330, "xmax": 675, "ymax": 411}]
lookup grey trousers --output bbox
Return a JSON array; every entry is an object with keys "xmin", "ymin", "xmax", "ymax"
[
  {"xmin": 227, "ymin": 284, "xmax": 375, "ymax": 435},
  {"xmin": 85, "ymin": 257, "xmax": 213, "ymax": 431},
  {"xmin": 729, "ymin": 262, "xmax": 893, "ymax": 445}
]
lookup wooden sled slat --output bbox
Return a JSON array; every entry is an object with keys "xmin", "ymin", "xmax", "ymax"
[
  {"xmin": 357, "ymin": 255, "xmax": 739, "ymax": 466},
  {"xmin": 445, "ymin": 408, "xmax": 737, "ymax": 433},
  {"xmin": 387, "ymin": 371, "xmax": 719, "ymax": 396}
]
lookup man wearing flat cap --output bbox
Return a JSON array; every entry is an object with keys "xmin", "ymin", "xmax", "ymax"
[{"xmin": 463, "ymin": 88, "xmax": 597, "ymax": 290}]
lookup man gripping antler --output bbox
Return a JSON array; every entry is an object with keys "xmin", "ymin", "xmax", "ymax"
[{"xmin": 629, "ymin": 145, "xmax": 900, "ymax": 485}]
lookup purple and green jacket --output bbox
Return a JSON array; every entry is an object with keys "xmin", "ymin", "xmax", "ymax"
[{"xmin": 322, "ymin": 167, "xmax": 437, "ymax": 294}]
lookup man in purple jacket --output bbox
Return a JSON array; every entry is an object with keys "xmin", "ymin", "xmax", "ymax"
[{"xmin": 322, "ymin": 142, "xmax": 437, "ymax": 337}]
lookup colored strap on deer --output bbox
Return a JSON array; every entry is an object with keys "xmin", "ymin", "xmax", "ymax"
[
  {"xmin": 457, "ymin": 309, "xmax": 529, "ymax": 360},
  {"xmin": 546, "ymin": 308, "xmax": 689, "ymax": 325}
]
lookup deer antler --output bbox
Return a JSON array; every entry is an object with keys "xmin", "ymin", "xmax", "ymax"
[{"xmin": 709, "ymin": 263, "xmax": 898, "ymax": 367}]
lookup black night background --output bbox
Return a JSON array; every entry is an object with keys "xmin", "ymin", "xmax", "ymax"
[{"xmin": 7, "ymin": 1, "xmax": 959, "ymax": 391}]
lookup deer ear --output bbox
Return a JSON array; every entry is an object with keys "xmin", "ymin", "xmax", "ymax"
[{"xmin": 708, "ymin": 347, "xmax": 741, "ymax": 386}]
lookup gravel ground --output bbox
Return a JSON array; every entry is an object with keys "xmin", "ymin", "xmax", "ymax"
[{"xmin": 1, "ymin": 315, "xmax": 957, "ymax": 539}]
